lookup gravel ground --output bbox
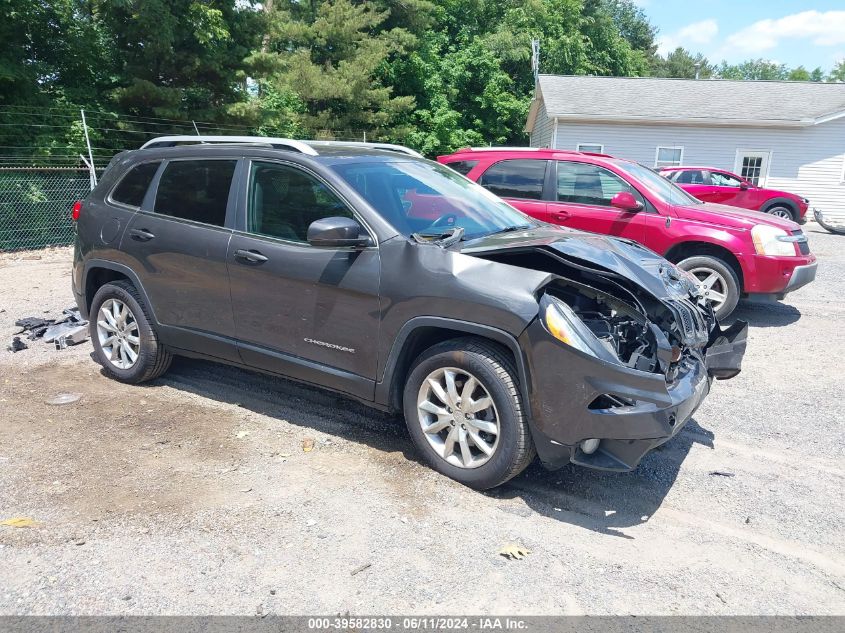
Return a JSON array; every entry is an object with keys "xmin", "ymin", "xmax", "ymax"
[{"xmin": 0, "ymin": 226, "xmax": 843, "ymax": 616}]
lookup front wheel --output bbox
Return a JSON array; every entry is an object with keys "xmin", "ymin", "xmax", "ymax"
[
  {"xmin": 403, "ymin": 338, "xmax": 535, "ymax": 490},
  {"xmin": 676, "ymin": 255, "xmax": 740, "ymax": 320},
  {"xmin": 766, "ymin": 205, "xmax": 796, "ymax": 222}
]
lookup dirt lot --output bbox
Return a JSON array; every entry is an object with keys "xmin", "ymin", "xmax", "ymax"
[{"xmin": 1, "ymin": 227, "xmax": 843, "ymax": 616}]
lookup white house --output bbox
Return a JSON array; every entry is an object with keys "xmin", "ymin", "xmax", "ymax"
[{"xmin": 526, "ymin": 75, "xmax": 845, "ymax": 218}]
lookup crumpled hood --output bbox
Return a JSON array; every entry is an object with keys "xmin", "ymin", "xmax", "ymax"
[
  {"xmin": 673, "ymin": 202, "xmax": 799, "ymax": 231},
  {"xmin": 460, "ymin": 226, "xmax": 696, "ymax": 300}
]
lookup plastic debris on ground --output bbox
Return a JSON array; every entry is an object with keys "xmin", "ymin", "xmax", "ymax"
[{"xmin": 11, "ymin": 307, "xmax": 89, "ymax": 351}]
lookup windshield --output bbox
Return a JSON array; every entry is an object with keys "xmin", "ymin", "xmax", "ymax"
[
  {"xmin": 332, "ymin": 160, "xmax": 536, "ymax": 240},
  {"xmin": 621, "ymin": 162, "xmax": 703, "ymax": 206}
]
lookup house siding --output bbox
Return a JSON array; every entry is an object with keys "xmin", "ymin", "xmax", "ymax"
[
  {"xmin": 529, "ymin": 99, "xmax": 553, "ymax": 148},
  {"xmin": 547, "ymin": 119, "xmax": 845, "ymax": 217}
]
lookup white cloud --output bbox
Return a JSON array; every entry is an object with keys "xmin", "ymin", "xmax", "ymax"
[
  {"xmin": 657, "ymin": 19, "xmax": 719, "ymax": 55},
  {"xmin": 725, "ymin": 10, "xmax": 845, "ymax": 55}
]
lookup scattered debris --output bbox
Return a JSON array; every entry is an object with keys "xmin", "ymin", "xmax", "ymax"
[
  {"xmin": 302, "ymin": 437, "xmax": 315, "ymax": 452},
  {"xmin": 499, "ymin": 543, "xmax": 531, "ymax": 560},
  {"xmin": 709, "ymin": 470, "xmax": 736, "ymax": 478},
  {"xmin": 45, "ymin": 393, "xmax": 82, "ymax": 406},
  {"xmin": 8, "ymin": 336, "xmax": 27, "ymax": 353},
  {"xmin": 14, "ymin": 308, "xmax": 89, "ymax": 349},
  {"xmin": 716, "ymin": 592, "xmax": 727, "ymax": 604},
  {"xmin": 745, "ymin": 517, "xmax": 751, "ymax": 524},
  {"xmin": 350, "ymin": 562, "xmax": 372, "ymax": 577},
  {"xmin": 1, "ymin": 517, "xmax": 39, "ymax": 528},
  {"xmin": 235, "ymin": 430, "xmax": 250, "ymax": 439}
]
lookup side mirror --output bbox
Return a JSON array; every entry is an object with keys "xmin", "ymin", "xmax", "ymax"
[
  {"xmin": 307, "ymin": 217, "xmax": 370, "ymax": 248},
  {"xmin": 610, "ymin": 191, "xmax": 644, "ymax": 212},
  {"xmin": 739, "ymin": 181, "xmax": 750, "ymax": 190}
]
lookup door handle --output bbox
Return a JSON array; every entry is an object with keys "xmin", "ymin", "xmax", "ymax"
[
  {"xmin": 235, "ymin": 249, "xmax": 269, "ymax": 264},
  {"xmin": 129, "ymin": 228, "xmax": 155, "ymax": 242},
  {"xmin": 552, "ymin": 210, "xmax": 570, "ymax": 220}
]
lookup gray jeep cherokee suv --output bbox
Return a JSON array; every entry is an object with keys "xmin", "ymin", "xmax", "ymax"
[{"xmin": 72, "ymin": 137, "xmax": 747, "ymax": 489}]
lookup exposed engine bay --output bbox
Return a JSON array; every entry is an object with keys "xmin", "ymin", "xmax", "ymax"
[{"xmin": 475, "ymin": 246, "xmax": 716, "ymax": 379}]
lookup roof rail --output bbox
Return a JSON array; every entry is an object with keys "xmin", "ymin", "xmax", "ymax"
[
  {"xmin": 140, "ymin": 135, "xmax": 319, "ymax": 155},
  {"xmin": 305, "ymin": 140, "xmax": 423, "ymax": 158}
]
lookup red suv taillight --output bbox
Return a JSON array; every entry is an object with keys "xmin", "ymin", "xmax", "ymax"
[{"xmin": 71, "ymin": 200, "xmax": 82, "ymax": 221}]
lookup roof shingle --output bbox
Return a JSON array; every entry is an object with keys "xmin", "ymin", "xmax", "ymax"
[{"xmin": 536, "ymin": 75, "xmax": 845, "ymax": 126}]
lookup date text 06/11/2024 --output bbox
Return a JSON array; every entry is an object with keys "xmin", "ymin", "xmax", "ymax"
[{"xmin": 306, "ymin": 617, "xmax": 529, "ymax": 630}]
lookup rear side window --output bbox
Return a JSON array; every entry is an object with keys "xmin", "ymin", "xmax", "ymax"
[
  {"xmin": 478, "ymin": 159, "xmax": 547, "ymax": 200},
  {"xmin": 443, "ymin": 160, "xmax": 478, "ymax": 176},
  {"xmin": 154, "ymin": 160, "xmax": 237, "ymax": 227},
  {"xmin": 674, "ymin": 170, "xmax": 706, "ymax": 185},
  {"xmin": 110, "ymin": 162, "xmax": 160, "ymax": 207}
]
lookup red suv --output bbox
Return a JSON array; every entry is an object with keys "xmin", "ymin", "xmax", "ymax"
[
  {"xmin": 438, "ymin": 148, "xmax": 817, "ymax": 318},
  {"xmin": 659, "ymin": 166, "xmax": 809, "ymax": 223}
]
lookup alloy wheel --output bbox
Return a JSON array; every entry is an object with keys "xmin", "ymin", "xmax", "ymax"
[
  {"xmin": 416, "ymin": 367, "xmax": 500, "ymax": 469},
  {"xmin": 97, "ymin": 298, "xmax": 140, "ymax": 370},
  {"xmin": 688, "ymin": 266, "xmax": 729, "ymax": 312},
  {"xmin": 769, "ymin": 208, "xmax": 793, "ymax": 220}
]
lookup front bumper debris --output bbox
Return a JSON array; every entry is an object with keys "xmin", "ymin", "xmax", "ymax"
[{"xmin": 521, "ymin": 317, "xmax": 748, "ymax": 473}]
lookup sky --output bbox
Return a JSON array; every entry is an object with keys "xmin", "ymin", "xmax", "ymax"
[{"xmin": 635, "ymin": 1, "xmax": 845, "ymax": 71}]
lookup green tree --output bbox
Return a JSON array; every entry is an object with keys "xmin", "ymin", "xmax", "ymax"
[
  {"xmin": 718, "ymin": 59, "xmax": 788, "ymax": 80},
  {"xmin": 810, "ymin": 67, "xmax": 825, "ymax": 82},
  {"xmin": 653, "ymin": 48, "xmax": 714, "ymax": 79},
  {"xmin": 829, "ymin": 60, "xmax": 845, "ymax": 82},
  {"xmin": 787, "ymin": 66, "xmax": 811, "ymax": 81}
]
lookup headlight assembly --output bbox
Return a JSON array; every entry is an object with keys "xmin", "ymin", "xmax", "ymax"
[
  {"xmin": 541, "ymin": 295, "xmax": 618, "ymax": 363},
  {"xmin": 751, "ymin": 224, "xmax": 797, "ymax": 257}
]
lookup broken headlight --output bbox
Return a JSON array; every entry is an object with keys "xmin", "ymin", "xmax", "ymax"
[{"xmin": 541, "ymin": 295, "xmax": 619, "ymax": 363}]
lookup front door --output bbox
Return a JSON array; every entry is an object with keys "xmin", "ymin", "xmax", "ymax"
[
  {"xmin": 706, "ymin": 170, "xmax": 759, "ymax": 208},
  {"xmin": 546, "ymin": 160, "xmax": 648, "ymax": 244},
  {"xmin": 120, "ymin": 158, "xmax": 239, "ymax": 361},
  {"xmin": 228, "ymin": 160, "xmax": 381, "ymax": 399}
]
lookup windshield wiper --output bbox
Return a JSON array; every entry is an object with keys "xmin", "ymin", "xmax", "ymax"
[
  {"xmin": 411, "ymin": 226, "xmax": 465, "ymax": 248},
  {"xmin": 484, "ymin": 224, "xmax": 533, "ymax": 236}
]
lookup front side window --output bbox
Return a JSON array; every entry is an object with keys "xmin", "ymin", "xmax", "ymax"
[
  {"xmin": 621, "ymin": 161, "xmax": 703, "ymax": 206},
  {"xmin": 711, "ymin": 171, "xmax": 743, "ymax": 188},
  {"xmin": 111, "ymin": 161, "xmax": 160, "ymax": 207},
  {"xmin": 655, "ymin": 146, "xmax": 683, "ymax": 168},
  {"xmin": 556, "ymin": 161, "xmax": 642, "ymax": 207},
  {"xmin": 443, "ymin": 160, "xmax": 478, "ymax": 176},
  {"xmin": 248, "ymin": 162, "xmax": 352, "ymax": 242},
  {"xmin": 332, "ymin": 160, "xmax": 535, "ymax": 240},
  {"xmin": 477, "ymin": 159, "xmax": 547, "ymax": 200},
  {"xmin": 154, "ymin": 160, "xmax": 236, "ymax": 227}
]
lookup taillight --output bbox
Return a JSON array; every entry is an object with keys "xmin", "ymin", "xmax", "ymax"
[{"xmin": 71, "ymin": 200, "xmax": 82, "ymax": 221}]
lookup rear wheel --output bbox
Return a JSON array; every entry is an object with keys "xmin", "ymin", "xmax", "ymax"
[
  {"xmin": 766, "ymin": 205, "xmax": 795, "ymax": 222},
  {"xmin": 90, "ymin": 281, "xmax": 172, "ymax": 383},
  {"xmin": 403, "ymin": 338, "xmax": 535, "ymax": 490},
  {"xmin": 676, "ymin": 255, "xmax": 740, "ymax": 320}
]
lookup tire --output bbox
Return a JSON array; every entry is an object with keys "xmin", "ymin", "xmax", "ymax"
[
  {"xmin": 89, "ymin": 280, "xmax": 172, "ymax": 383},
  {"xmin": 402, "ymin": 337, "xmax": 535, "ymax": 490},
  {"xmin": 676, "ymin": 255, "xmax": 740, "ymax": 320},
  {"xmin": 765, "ymin": 205, "xmax": 796, "ymax": 222}
]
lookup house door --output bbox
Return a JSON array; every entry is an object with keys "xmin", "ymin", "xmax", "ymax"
[{"xmin": 734, "ymin": 150, "xmax": 771, "ymax": 186}]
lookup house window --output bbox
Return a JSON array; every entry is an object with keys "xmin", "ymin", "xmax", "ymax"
[
  {"xmin": 655, "ymin": 146, "xmax": 684, "ymax": 168},
  {"xmin": 577, "ymin": 143, "xmax": 604, "ymax": 153}
]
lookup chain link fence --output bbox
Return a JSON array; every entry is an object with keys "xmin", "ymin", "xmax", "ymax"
[{"xmin": 0, "ymin": 167, "xmax": 94, "ymax": 251}]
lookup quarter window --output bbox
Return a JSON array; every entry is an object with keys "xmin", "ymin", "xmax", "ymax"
[
  {"xmin": 248, "ymin": 162, "xmax": 353, "ymax": 242},
  {"xmin": 556, "ymin": 162, "xmax": 642, "ymax": 207},
  {"xmin": 111, "ymin": 162, "xmax": 160, "ymax": 207},
  {"xmin": 655, "ymin": 146, "xmax": 683, "ymax": 168},
  {"xmin": 443, "ymin": 160, "xmax": 478, "ymax": 176},
  {"xmin": 154, "ymin": 160, "xmax": 236, "ymax": 227},
  {"xmin": 478, "ymin": 159, "xmax": 547, "ymax": 200}
]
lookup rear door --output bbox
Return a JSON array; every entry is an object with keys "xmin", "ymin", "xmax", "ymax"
[
  {"xmin": 120, "ymin": 158, "xmax": 239, "ymax": 361},
  {"xmin": 546, "ymin": 160, "xmax": 648, "ymax": 243},
  {"xmin": 476, "ymin": 159, "xmax": 549, "ymax": 221},
  {"xmin": 670, "ymin": 169, "xmax": 712, "ymax": 201},
  {"xmin": 227, "ymin": 159, "xmax": 381, "ymax": 399}
]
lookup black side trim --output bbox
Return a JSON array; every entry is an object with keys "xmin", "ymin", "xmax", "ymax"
[
  {"xmin": 82, "ymin": 259, "xmax": 158, "ymax": 323},
  {"xmin": 375, "ymin": 317, "xmax": 532, "ymax": 418}
]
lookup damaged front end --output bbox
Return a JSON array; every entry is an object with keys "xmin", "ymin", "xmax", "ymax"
[{"xmin": 467, "ymin": 233, "xmax": 747, "ymax": 472}]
